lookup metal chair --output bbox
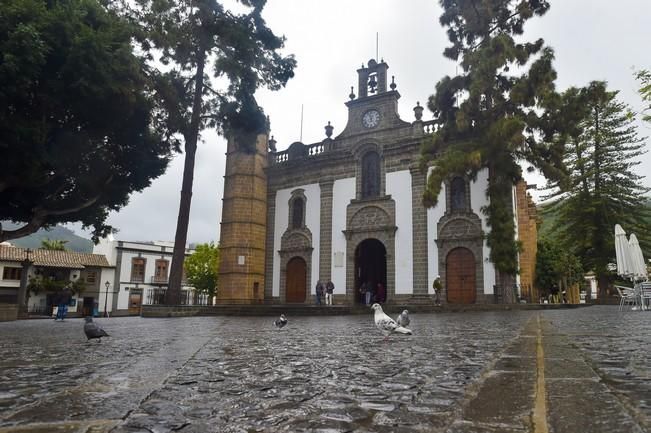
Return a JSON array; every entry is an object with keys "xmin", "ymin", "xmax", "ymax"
[
  {"xmin": 640, "ymin": 282, "xmax": 651, "ymax": 311},
  {"xmin": 615, "ymin": 285, "xmax": 638, "ymax": 311}
]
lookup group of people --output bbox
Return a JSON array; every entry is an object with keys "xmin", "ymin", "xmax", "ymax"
[
  {"xmin": 315, "ymin": 280, "xmax": 335, "ymax": 305},
  {"xmin": 359, "ymin": 281, "xmax": 386, "ymax": 305}
]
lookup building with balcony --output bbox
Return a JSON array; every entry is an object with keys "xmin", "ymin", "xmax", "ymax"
[{"xmin": 93, "ymin": 237, "xmax": 204, "ymax": 314}]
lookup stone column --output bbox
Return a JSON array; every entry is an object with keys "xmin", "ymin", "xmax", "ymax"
[
  {"xmin": 264, "ymin": 189, "xmax": 276, "ymax": 301},
  {"xmin": 318, "ymin": 179, "xmax": 334, "ymax": 282},
  {"xmin": 410, "ymin": 166, "xmax": 429, "ymax": 295},
  {"xmin": 217, "ymin": 133, "xmax": 268, "ymax": 304}
]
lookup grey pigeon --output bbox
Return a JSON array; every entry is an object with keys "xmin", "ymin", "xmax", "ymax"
[
  {"xmin": 396, "ymin": 309, "xmax": 410, "ymax": 328},
  {"xmin": 371, "ymin": 303, "xmax": 412, "ymax": 338},
  {"xmin": 273, "ymin": 314, "xmax": 288, "ymax": 329},
  {"xmin": 84, "ymin": 317, "xmax": 109, "ymax": 341}
]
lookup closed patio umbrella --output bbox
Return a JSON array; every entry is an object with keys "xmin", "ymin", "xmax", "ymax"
[
  {"xmin": 615, "ymin": 224, "xmax": 634, "ymax": 279},
  {"xmin": 628, "ymin": 234, "xmax": 648, "ymax": 280}
]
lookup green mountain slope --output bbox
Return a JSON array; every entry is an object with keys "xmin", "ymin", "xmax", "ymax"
[{"xmin": 1, "ymin": 222, "xmax": 93, "ymax": 253}]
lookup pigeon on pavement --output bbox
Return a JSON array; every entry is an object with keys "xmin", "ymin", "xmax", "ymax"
[
  {"xmin": 371, "ymin": 303, "xmax": 412, "ymax": 338},
  {"xmin": 396, "ymin": 309, "xmax": 410, "ymax": 328},
  {"xmin": 84, "ymin": 317, "xmax": 109, "ymax": 342},
  {"xmin": 273, "ymin": 314, "xmax": 288, "ymax": 329}
]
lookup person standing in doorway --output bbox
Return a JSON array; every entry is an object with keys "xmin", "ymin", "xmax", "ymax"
[
  {"xmin": 433, "ymin": 275, "xmax": 442, "ymax": 306},
  {"xmin": 376, "ymin": 282, "xmax": 386, "ymax": 303},
  {"xmin": 315, "ymin": 280, "xmax": 324, "ymax": 305},
  {"xmin": 55, "ymin": 287, "xmax": 72, "ymax": 321},
  {"xmin": 365, "ymin": 281, "xmax": 373, "ymax": 305},
  {"xmin": 325, "ymin": 280, "xmax": 334, "ymax": 305}
]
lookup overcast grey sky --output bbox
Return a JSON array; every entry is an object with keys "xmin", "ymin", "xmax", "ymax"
[{"xmin": 81, "ymin": 0, "xmax": 651, "ymax": 244}]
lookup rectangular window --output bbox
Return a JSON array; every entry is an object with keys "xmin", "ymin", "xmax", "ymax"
[
  {"xmin": 2, "ymin": 267, "xmax": 22, "ymax": 280},
  {"xmin": 86, "ymin": 270, "xmax": 97, "ymax": 283},
  {"xmin": 154, "ymin": 259, "xmax": 169, "ymax": 283},
  {"xmin": 131, "ymin": 258, "xmax": 146, "ymax": 283}
]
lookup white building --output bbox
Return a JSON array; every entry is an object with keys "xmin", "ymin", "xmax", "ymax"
[
  {"xmin": 0, "ymin": 244, "xmax": 114, "ymax": 316},
  {"xmin": 93, "ymin": 238, "xmax": 203, "ymax": 314}
]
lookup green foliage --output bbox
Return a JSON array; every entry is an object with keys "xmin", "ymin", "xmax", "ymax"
[
  {"xmin": 421, "ymin": 0, "xmax": 568, "ymax": 274},
  {"xmin": 41, "ymin": 238, "xmax": 68, "ymax": 251},
  {"xmin": 184, "ymin": 243, "xmax": 220, "ymax": 301},
  {"xmin": 637, "ymin": 69, "xmax": 651, "ymax": 123},
  {"xmin": 535, "ymin": 239, "xmax": 583, "ymax": 299},
  {"xmin": 542, "ymin": 82, "xmax": 651, "ymax": 294},
  {"xmin": 27, "ymin": 274, "xmax": 86, "ymax": 296},
  {"xmin": 0, "ymin": 0, "xmax": 171, "ymax": 243}
]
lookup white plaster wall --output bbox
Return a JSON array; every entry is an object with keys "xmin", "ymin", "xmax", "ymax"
[
  {"xmin": 272, "ymin": 183, "xmax": 321, "ymax": 297},
  {"xmin": 470, "ymin": 168, "xmax": 496, "ymax": 294},
  {"xmin": 331, "ymin": 178, "xmax": 356, "ymax": 295},
  {"xmin": 426, "ymin": 171, "xmax": 445, "ymax": 294},
  {"xmin": 386, "ymin": 170, "xmax": 413, "ymax": 294}
]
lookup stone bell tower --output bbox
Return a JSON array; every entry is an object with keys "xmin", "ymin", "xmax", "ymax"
[{"xmin": 217, "ymin": 133, "xmax": 268, "ymax": 303}]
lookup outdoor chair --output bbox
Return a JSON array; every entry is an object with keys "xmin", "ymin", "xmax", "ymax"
[
  {"xmin": 640, "ymin": 282, "xmax": 651, "ymax": 311},
  {"xmin": 615, "ymin": 285, "xmax": 638, "ymax": 311}
]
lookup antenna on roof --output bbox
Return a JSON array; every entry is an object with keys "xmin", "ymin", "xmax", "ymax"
[
  {"xmin": 376, "ymin": 32, "xmax": 379, "ymax": 61},
  {"xmin": 299, "ymin": 104, "xmax": 304, "ymax": 142}
]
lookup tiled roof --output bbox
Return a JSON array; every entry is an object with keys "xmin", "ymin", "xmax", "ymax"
[{"xmin": 0, "ymin": 245, "xmax": 111, "ymax": 269}]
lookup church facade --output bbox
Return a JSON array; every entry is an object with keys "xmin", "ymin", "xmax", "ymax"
[{"xmin": 218, "ymin": 60, "xmax": 536, "ymax": 305}]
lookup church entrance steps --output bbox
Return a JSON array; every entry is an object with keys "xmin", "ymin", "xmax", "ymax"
[{"xmin": 141, "ymin": 303, "xmax": 590, "ymax": 318}]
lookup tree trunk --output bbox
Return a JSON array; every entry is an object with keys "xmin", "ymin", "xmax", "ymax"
[{"xmin": 165, "ymin": 49, "xmax": 206, "ymax": 306}]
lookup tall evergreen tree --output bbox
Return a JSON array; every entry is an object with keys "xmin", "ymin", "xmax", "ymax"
[
  {"xmin": 543, "ymin": 82, "xmax": 651, "ymax": 297},
  {"xmin": 421, "ymin": 0, "xmax": 566, "ymax": 276},
  {"xmin": 123, "ymin": 0, "xmax": 296, "ymax": 304},
  {"xmin": 638, "ymin": 69, "xmax": 651, "ymax": 123}
]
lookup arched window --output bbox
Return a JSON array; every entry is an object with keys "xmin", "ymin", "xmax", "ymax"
[
  {"xmin": 361, "ymin": 151, "xmax": 381, "ymax": 198},
  {"xmin": 450, "ymin": 177, "xmax": 466, "ymax": 211},
  {"xmin": 291, "ymin": 197, "xmax": 304, "ymax": 229}
]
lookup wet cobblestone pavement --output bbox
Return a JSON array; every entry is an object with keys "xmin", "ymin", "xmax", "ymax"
[{"xmin": 0, "ymin": 306, "xmax": 649, "ymax": 432}]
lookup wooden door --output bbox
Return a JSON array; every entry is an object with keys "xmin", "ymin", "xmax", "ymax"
[
  {"xmin": 128, "ymin": 291, "xmax": 142, "ymax": 313},
  {"xmin": 446, "ymin": 248, "xmax": 476, "ymax": 304},
  {"xmin": 286, "ymin": 257, "xmax": 307, "ymax": 303}
]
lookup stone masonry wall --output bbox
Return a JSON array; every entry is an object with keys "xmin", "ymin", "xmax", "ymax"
[{"xmin": 516, "ymin": 180, "xmax": 538, "ymax": 302}]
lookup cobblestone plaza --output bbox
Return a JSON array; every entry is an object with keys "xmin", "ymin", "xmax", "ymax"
[{"xmin": 0, "ymin": 306, "xmax": 649, "ymax": 432}]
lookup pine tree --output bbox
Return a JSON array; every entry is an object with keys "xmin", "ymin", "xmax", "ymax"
[
  {"xmin": 123, "ymin": 0, "xmax": 296, "ymax": 304},
  {"xmin": 543, "ymin": 82, "xmax": 651, "ymax": 297},
  {"xmin": 637, "ymin": 69, "xmax": 651, "ymax": 123},
  {"xmin": 421, "ymin": 0, "xmax": 567, "ymax": 276}
]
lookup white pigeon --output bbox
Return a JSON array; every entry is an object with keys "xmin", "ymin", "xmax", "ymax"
[
  {"xmin": 273, "ymin": 314, "xmax": 288, "ymax": 329},
  {"xmin": 396, "ymin": 309, "xmax": 410, "ymax": 328},
  {"xmin": 371, "ymin": 303, "xmax": 412, "ymax": 338}
]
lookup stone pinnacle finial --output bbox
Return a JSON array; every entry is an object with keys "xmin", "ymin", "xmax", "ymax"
[
  {"xmin": 414, "ymin": 101, "xmax": 424, "ymax": 121},
  {"xmin": 349, "ymin": 86, "xmax": 355, "ymax": 100},
  {"xmin": 390, "ymin": 75, "xmax": 396, "ymax": 91},
  {"xmin": 325, "ymin": 121, "xmax": 333, "ymax": 138}
]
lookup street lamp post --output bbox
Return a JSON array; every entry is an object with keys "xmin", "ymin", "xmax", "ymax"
[{"xmin": 103, "ymin": 280, "xmax": 110, "ymax": 318}]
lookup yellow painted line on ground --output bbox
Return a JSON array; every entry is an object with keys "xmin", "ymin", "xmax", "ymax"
[{"xmin": 533, "ymin": 314, "xmax": 549, "ymax": 433}]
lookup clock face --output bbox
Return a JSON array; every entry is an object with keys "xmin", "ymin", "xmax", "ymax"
[{"xmin": 362, "ymin": 109, "xmax": 380, "ymax": 128}]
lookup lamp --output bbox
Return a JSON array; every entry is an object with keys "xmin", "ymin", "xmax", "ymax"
[{"xmin": 104, "ymin": 280, "xmax": 110, "ymax": 318}]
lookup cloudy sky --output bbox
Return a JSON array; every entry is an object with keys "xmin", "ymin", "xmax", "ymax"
[{"xmin": 77, "ymin": 0, "xmax": 651, "ymax": 244}]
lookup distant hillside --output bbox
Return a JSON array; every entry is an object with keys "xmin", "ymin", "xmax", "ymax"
[{"xmin": 1, "ymin": 222, "xmax": 93, "ymax": 253}]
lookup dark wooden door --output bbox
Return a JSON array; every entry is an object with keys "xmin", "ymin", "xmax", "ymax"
[
  {"xmin": 446, "ymin": 248, "xmax": 476, "ymax": 304},
  {"xmin": 286, "ymin": 257, "xmax": 307, "ymax": 303}
]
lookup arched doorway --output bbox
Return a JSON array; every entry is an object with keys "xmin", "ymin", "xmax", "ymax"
[
  {"xmin": 354, "ymin": 239, "xmax": 387, "ymax": 304},
  {"xmin": 446, "ymin": 247, "xmax": 476, "ymax": 304},
  {"xmin": 286, "ymin": 257, "xmax": 307, "ymax": 303}
]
